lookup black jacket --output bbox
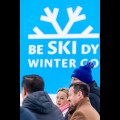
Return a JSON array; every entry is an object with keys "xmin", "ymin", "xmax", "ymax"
[
  {"xmin": 89, "ymin": 80, "xmax": 100, "ymax": 114},
  {"xmin": 22, "ymin": 91, "xmax": 64, "ymax": 120},
  {"xmin": 20, "ymin": 107, "xmax": 37, "ymax": 120}
]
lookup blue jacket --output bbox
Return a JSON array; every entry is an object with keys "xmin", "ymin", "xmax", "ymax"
[
  {"xmin": 22, "ymin": 91, "xmax": 64, "ymax": 120},
  {"xmin": 20, "ymin": 107, "xmax": 37, "ymax": 120}
]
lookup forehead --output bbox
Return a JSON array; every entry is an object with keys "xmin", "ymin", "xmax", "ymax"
[
  {"xmin": 72, "ymin": 77, "xmax": 79, "ymax": 81},
  {"xmin": 69, "ymin": 86, "xmax": 74, "ymax": 93},
  {"xmin": 72, "ymin": 77, "xmax": 77, "ymax": 79},
  {"xmin": 57, "ymin": 91, "xmax": 67, "ymax": 96}
]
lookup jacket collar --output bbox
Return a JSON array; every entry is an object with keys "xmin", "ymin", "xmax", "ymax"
[{"xmin": 69, "ymin": 97, "xmax": 90, "ymax": 115}]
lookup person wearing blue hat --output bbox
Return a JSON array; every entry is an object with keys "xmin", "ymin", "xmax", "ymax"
[
  {"xmin": 64, "ymin": 62, "xmax": 100, "ymax": 120},
  {"xmin": 71, "ymin": 61, "xmax": 100, "ymax": 114}
]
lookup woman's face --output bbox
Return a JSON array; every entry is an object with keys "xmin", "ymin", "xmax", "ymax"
[{"xmin": 56, "ymin": 91, "xmax": 68, "ymax": 108}]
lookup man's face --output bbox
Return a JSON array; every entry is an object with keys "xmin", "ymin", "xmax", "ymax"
[
  {"xmin": 68, "ymin": 86, "xmax": 80, "ymax": 107},
  {"xmin": 71, "ymin": 77, "xmax": 81, "ymax": 84}
]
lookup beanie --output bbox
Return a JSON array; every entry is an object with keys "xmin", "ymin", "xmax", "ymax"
[{"xmin": 71, "ymin": 61, "xmax": 94, "ymax": 84}]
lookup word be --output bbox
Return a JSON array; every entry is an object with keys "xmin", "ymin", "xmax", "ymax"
[{"xmin": 28, "ymin": 41, "xmax": 99, "ymax": 55}]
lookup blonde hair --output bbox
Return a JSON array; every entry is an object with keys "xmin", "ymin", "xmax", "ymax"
[{"xmin": 57, "ymin": 88, "xmax": 69, "ymax": 98}]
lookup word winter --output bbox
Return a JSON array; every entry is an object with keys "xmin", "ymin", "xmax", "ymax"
[{"xmin": 28, "ymin": 58, "xmax": 99, "ymax": 68}]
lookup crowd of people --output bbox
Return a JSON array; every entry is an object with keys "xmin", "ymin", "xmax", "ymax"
[{"xmin": 20, "ymin": 61, "xmax": 100, "ymax": 120}]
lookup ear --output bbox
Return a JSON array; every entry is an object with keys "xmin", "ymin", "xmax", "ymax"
[
  {"xmin": 77, "ymin": 91, "xmax": 83, "ymax": 99},
  {"xmin": 22, "ymin": 87, "xmax": 27, "ymax": 99}
]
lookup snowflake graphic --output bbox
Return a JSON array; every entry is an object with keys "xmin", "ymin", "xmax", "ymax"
[{"xmin": 28, "ymin": 6, "xmax": 99, "ymax": 39}]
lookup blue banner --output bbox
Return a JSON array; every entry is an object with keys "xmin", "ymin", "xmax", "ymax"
[{"xmin": 20, "ymin": 0, "xmax": 100, "ymax": 94}]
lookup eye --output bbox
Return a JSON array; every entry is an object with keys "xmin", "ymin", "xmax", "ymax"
[
  {"xmin": 73, "ymin": 78, "xmax": 76, "ymax": 80},
  {"xmin": 60, "ymin": 97, "xmax": 64, "ymax": 100}
]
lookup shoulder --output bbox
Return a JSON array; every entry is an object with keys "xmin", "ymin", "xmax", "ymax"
[
  {"xmin": 20, "ymin": 107, "xmax": 36, "ymax": 120},
  {"xmin": 62, "ymin": 108, "xmax": 69, "ymax": 117},
  {"xmin": 89, "ymin": 93, "xmax": 100, "ymax": 102},
  {"xmin": 89, "ymin": 81, "xmax": 100, "ymax": 96},
  {"xmin": 70, "ymin": 110, "xmax": 86, "ymax": 120},
  {"xmin": 70, "ymin": 107, "xmax": 99, "ymax": 120},
  {"xmin": 89, "ymin": 93, "xmax": 100, "ymax": 107}
]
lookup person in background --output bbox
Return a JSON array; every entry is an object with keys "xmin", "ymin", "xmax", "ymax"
[
  {"xmin": 21, "ymin": 74, "xmax": 64, "ymax": 120},
  {"xmin": 56, "ymin": 88, "xmax": 70, "ymax": 117},
  {"xmin": 68, "ymin": 82, "xmax": 100, "ymax": 120},
  {"xmin": 20, "ymin": 107, "xmax": 37, "ymax": 120},
  {"xmin": 71, "ymin": 61, "xmax": 100, "ymax": 114}
]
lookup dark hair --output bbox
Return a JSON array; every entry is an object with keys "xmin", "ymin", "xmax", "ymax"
[
  {"xmin": 69, "ymin": 82, "xmax": 90, "ymax": 97},
  {"xmin": 22, "ymin": 74, "xmax": 44, "ymax": 93}
]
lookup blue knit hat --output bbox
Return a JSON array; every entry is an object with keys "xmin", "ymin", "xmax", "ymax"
[{"xmin": 71, "ymin": 61, "xmax": 94, "ymax": 84}]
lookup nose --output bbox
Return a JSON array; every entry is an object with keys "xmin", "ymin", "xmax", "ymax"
[
  {"xmin": 67, "ymin": 97, "xmax": 70, "ymax": 102},
  {"xmin": 57, "ymin": 98, "xmax": 60, "ymax": 102}
]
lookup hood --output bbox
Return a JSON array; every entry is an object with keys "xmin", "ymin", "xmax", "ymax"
[{"xmin": 22, "ymin": 91, "xmax": 54, "ymax": 114}]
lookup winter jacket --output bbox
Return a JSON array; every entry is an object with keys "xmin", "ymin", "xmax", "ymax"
[
  {"xmin": 89, "ymin": 80, "xmax": 100, "ymax": 114},
  {"xmin": 68, "ymin": 97, "xmax": 100, "ymax": 120},
  {"xmin": 22, "ymin": 91, "xmax": 64, "ymax": 120},
  {"xmin": 20, "ymin": 107, "xmax": 37, "ymax": 120},
  {"xmin": 65, "ymin": 80, "xmax": 100, "ymax": 120}
]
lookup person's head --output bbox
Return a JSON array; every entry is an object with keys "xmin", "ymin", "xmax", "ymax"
[
  {"xmin": 56, "ymin": 88, "xmax": 69, "ymax": 108},
  {"xmin": 71, "ymin": 61, "xmax": 94, "ymax": 84},
  {"xmin": 68, "ymin": 82, "xmax": 90, "ymax": 107},
  {"xmin": 22, "ymin": 74, "xmax": 44, "ymax": 99}
]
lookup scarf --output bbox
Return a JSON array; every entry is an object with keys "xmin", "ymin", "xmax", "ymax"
[{"xmin": 60, "ymin": 103, "xmax": 70, "ymax": 112}]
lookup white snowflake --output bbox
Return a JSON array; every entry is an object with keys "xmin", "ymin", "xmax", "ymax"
[{"xmin": 28, "ymin": 6, "xmax": 99, "ymax": 39}]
